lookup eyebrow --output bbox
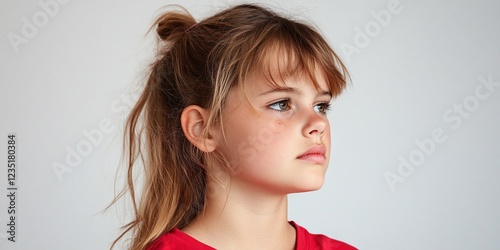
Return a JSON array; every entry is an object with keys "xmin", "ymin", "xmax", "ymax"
[{"xmin": 258, "ymin": 87, "xmax": 332, "ymax": 98}]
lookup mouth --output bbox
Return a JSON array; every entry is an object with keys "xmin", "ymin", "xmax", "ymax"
[{"xmin": 297, "ymin": 145, "xmax": 326, "ymax": 164}]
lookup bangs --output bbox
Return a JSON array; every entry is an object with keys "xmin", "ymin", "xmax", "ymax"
[{"xmin": 237, "ymin": 18, "xmax": 349, "ymax": 98}]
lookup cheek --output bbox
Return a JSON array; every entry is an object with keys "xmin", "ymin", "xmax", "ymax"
[
  {"xmin": 224, "ymin": 120, "xmax": 289, "ymax": 170},
  {"xmin": 216, "ymin": 122, "xmax": 265, "ymax": 170}
]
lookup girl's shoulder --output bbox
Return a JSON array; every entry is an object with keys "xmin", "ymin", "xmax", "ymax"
[
  {"xmin": 291, "ymin": 221, "xmax": 357, "ymax": 250},
  {"xmin": 147, "ymin": 222, "xmax": 356, "ymax": 250},
  {"xmin": 146, "ymin": 228, "xmax": 215, "ymax": 250}
]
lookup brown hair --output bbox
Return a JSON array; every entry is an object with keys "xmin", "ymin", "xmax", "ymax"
[{"xmin": 111, "ymin": 4, "xmax": 349, "ymax": 250}]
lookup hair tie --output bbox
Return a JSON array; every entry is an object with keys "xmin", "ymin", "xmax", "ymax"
[{"xmin": 186, "ymin": 23, "xmax": 197, "ymax": 33}]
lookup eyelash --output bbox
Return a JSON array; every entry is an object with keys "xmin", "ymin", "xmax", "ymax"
[
  {"xmin": 267, "ymin": 99, "xmax": 291, "ymax": 112},
  {"xmin": 267, "ymin": 99, "xmax": 332, "ymax": 114},
  {"xmin": 315, "ymin": 102, "xmax": 332, "ymax": 114}
]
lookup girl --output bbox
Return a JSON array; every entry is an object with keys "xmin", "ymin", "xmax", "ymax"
[{"xmin": 112, "ymin": 3, "xmax": 356, "ymax": 250}]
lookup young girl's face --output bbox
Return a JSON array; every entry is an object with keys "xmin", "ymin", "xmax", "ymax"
[{"xmin": 214, "ymin": 57, "xmax": 333, "ymax": 195}]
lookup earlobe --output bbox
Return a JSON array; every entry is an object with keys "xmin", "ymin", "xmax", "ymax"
[{"xmin": 180, "ymin": 105, "xmax": 216, "ymax": 152}]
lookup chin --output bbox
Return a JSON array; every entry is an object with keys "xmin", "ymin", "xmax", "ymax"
[{"xmin": 291, "ymin": 176, "xmax": 326, "ymax": 193}]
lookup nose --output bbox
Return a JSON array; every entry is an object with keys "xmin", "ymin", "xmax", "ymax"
[{"xmin": 302, "ymin": 110, "xmax": 327, "ymax": 138}]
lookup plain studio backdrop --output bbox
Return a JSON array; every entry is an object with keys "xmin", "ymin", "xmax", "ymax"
[{"xmin": 1, "ymin": 0, "xmax": 499, "ymax": 249}]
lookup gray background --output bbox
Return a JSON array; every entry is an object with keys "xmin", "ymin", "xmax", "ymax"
[{"xmin": 1, "ymin": 0, "xmax": 499, "ymax": 249}]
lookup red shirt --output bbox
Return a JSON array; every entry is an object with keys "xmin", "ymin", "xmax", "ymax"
[{"xmin": 147, "ymin": 221, "xmax": 356, "ymax": 250}]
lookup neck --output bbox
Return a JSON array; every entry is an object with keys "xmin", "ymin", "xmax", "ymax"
[{"xmin": 182, "ymin": 172, "xmax": 296, "ymax": 250}]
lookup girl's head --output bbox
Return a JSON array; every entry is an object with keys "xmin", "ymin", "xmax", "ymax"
[{"xmin": 117, "ymin": 4, "xmax": 348, "ymax": 249}]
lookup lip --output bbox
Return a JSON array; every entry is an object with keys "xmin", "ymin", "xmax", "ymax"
[{"xmin": 297, "ymin": 145, "xmax": 326, "ymax": 164}]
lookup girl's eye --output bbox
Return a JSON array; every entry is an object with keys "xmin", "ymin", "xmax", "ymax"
[
  {"xmin": 314, "ymin": 102, "xmax": 331, "ymax": 114},
  {"xmin": 268, "ymin": 99, "xmax": 291, "ymax": 112}
]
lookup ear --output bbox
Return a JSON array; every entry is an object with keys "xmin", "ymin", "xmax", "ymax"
[{"xmin": 180, "ymin": 105, "xmax": 216, "ymax": 153}]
